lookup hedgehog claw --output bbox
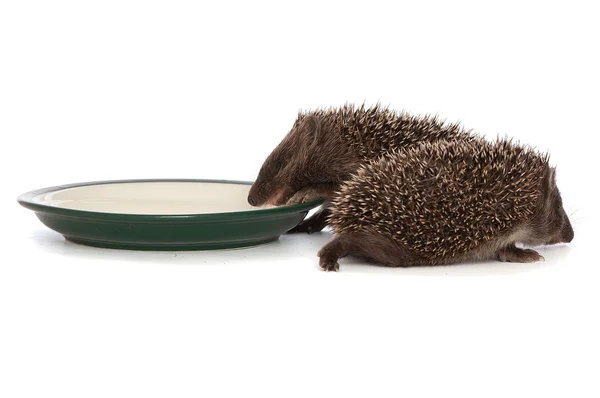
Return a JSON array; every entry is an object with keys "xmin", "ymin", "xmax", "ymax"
[{"xmin": 319, "ymin": 259, "xmax": 339, "ymax": 272}]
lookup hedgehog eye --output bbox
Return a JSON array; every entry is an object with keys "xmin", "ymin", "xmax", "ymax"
[{"xmin": 275, "ymin": 160, "xmax": 285, "ymax": 171}]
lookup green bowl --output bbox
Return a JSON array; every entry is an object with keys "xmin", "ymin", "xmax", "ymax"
[{"xmin": 18, "ymin": 179, "xmax": 323, "ymax": 250}]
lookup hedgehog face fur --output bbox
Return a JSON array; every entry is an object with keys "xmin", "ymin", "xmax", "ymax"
[
  {"xmin": 321, "ymin": 138, "xmax": 573, "ymax": 270},
  {"xmin": 248, "ymin": 104, "xmax": 476, "ymax": 207},
  {"xmin": 526, "ymin": 168, "xmax": 574, "ymax": 246},
  {"xmin": 247, "ymin": 115, "xmax": 352, "ymax": 206}
]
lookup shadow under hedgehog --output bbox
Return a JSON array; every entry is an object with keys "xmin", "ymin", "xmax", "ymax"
[
  {"xmin": 318, "ymin": 138, "xmax": 574, "ymax": 271},
  {"xmin": 247, "ymin": 104, "xmax": 477, "ymax": 233}
]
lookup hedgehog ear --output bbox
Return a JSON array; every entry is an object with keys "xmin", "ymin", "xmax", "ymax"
[
  {"xmin": 300, "ymin": 115, "xmax": 323, "ymax": 145},
  {"xmin": 546, "ymin": 167, "xmax": 557, "ymax": 187},
  {"xmin": 542, "ymin": 167, "xmax": 557, "ymax": 195},
  {"xmin": 549, "ymin": 167, "xmax": 556, "ymax": 183}
]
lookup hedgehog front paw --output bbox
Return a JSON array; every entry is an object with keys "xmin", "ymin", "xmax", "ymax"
[
  {"xmin": 288, "ymin": 217, "xmax": 327, "ymax": 234},
  {"xmin": 286, "ymin": 189, "xmax": 322, "ymax": 206},
  {"xmin": 317, "ymin": 248, "xmax": 340, "ymax": 272},
  {"xmin": 288, "ymin": 220, "xmax": 318, "ymax": 234},
  {"xmin": 319, "ymin": 257, "xmax": 340, "ymax": 272},
  {"xmin": 496, "ymin": 246, "xmax": 545, "ymax": 263}
]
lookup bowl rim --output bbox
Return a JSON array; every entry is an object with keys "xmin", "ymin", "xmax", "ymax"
[{"xmin": 17, "ymin": 179, "xmax": 324, "ymax": 223}]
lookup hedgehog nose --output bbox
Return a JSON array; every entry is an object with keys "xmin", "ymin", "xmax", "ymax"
[
  {"xmin": 248, "ymin": 195, "xmax": 258, "ymax": 206},
  {"xmin": 562, "ymin": 217, "xmax": 574, "ymax": 243},
  {"xmin": 563, "ymin": 226, "xmax": 574, "ymax": 243}
]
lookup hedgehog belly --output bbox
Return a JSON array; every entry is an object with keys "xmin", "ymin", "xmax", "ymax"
[{"xmin": 328, "ymin": 139, "xmax": 548, "ymax": 263}]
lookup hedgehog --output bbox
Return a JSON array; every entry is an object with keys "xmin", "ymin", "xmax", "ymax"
[
  {"xmin": 247, "ymin": 103, "xmax": 478, "ymax": 233},
  {"xmin": 318, "ymin": 138, "xmax": 574, "ymax": 271}
]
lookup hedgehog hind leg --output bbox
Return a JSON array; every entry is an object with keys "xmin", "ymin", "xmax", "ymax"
[
  {"xmin": 317, "ymin": 230, "xmax": 419, "ymax": 271},
  {"xmin": 495, "ymin": 245, "xmax": 545, "ymax": 263}
]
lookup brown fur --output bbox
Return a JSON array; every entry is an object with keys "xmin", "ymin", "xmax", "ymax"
[
  {"xmin": 319, "ymin": 138, "xmax": 574, "ymax": 271},
  {"xmin": 247, "ymin": 104, "xmax": 477, "ymax": 231}
]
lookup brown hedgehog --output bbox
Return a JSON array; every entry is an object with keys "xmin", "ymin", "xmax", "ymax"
[
  {"xmin": 319, "ymin": 138, "xmax": 574, "ymax": 271},
  {"xmin": 247, "ymin": 104, "xmax": 477, "ymax": 233}
]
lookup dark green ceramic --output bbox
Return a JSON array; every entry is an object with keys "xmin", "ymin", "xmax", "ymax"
[{"xmin": 18, "ymin": 179, "xmax": 323, "ymax": 250}]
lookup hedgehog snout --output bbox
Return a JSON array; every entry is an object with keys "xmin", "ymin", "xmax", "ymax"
[
  {"xmin": 563, "ymin": 228, "xmax": 574, "ymax": 243},
  {"xmin": 247, "ymin": 195, "xmax": 259, "ymax": 206},
  {"xmin": 557, "ymin": 207, "xmax": 574, "ymax": 243},
  {"xmin": 545, "ymin": 214, "xmax": 574, "ymax": 245},
  {"xmin": 247, "ymin": 182, "xmax": 267, "ymax": 207},
  {"xmin": 561, "ymin": 218, "xmax": 574, "ymax": 243}
]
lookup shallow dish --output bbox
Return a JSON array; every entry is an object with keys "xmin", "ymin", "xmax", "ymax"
[{"xmin": 18, "ymin": 179, "xmax": 323, "ymax": 250}]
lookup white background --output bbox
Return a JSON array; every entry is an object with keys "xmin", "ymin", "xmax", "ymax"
[{"xmin": 1, "ymin": 1, "xmax": 598, "ymax": 397}]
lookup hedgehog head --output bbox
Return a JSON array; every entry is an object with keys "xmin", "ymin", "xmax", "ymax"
[
  {"xmin": 526, "ymin": 167, "xmax": 574, "ymax": 246},
  {"xmin": 248, "ymin": 113, "xmax": 354, "ymax": 206}
]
